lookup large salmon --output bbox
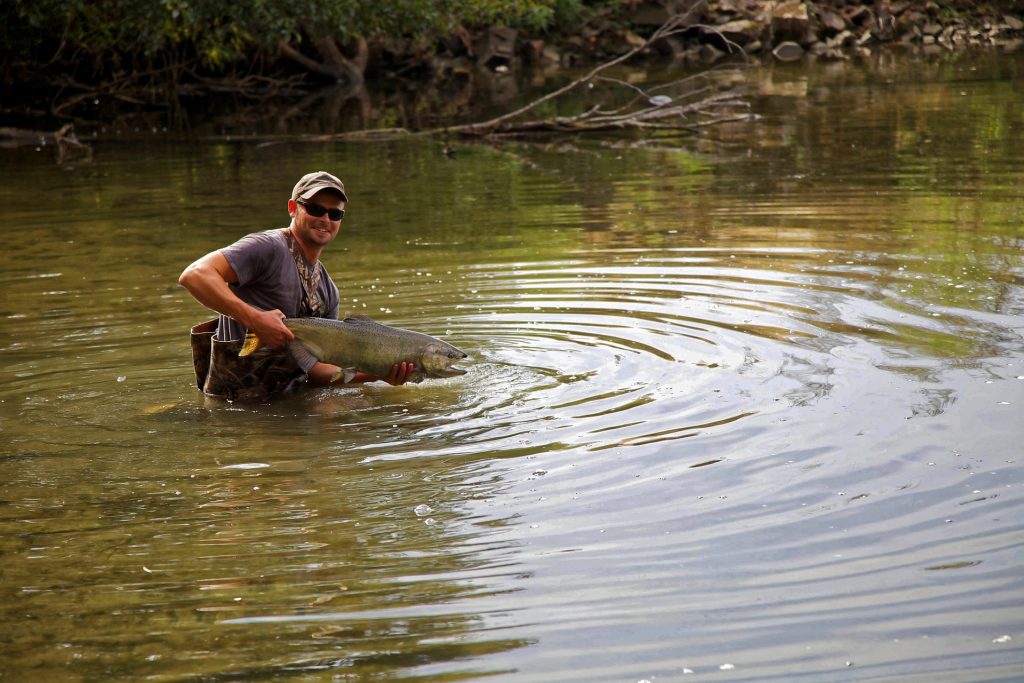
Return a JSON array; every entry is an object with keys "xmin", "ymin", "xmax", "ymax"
[{"xmin": 240, "ymin": 315, "xmax": 467, "ymax": 383}]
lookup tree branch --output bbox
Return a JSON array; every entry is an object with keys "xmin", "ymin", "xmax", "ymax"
[
  {"xmin": 277, "ymin": 40, "xmax": 346, "ymax": 81},
  {"xmin": 449, "ymin": 1, "xmax": 708, "ymax": 135},
  {"xmin": 235, "ymin": 4, "xmax": 754, "ymax": 145}
]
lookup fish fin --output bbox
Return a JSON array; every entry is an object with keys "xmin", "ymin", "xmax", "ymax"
[
  {"xmin": 239, "ymin": 332, "xmax": 262, "ymax": 357},
  {"xmin": 329, "ymin": 367, "xmax": 357, "ymax": 383},
  {"xmin": 288, "ymin": 341, "xmax": 320, "ymax": 370},
  {"xmin": 342, "ymin": 314, "xmax": 375, "ymax": 322}
]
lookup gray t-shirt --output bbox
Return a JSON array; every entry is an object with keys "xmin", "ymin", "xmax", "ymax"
[{"xmin": 216, "ymin": 228, "xmax": 340, "ymax": 371}]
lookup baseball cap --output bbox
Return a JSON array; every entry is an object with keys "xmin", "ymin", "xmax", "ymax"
[{"xmin": 291, "ymin": 171, "xmax": 347, "ymax": 202}]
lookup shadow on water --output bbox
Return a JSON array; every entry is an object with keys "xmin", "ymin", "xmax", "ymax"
[{"xmin": 1, "ymin": 49, "xmax": 1023, "ymax": 681}]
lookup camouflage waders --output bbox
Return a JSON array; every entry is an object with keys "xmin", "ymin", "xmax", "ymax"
[{"xmin": 190, "ymin": 318, "xmax": 306, "ymax": 401}]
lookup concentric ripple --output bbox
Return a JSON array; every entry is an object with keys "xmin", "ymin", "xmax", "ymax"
[{"xmin": 318, "ymin": 242, "xmax": 1017, "ymax": 471}]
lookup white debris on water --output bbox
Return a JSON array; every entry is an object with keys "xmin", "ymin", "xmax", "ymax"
[
  {"xmin": 223, "ymin": 463, "xmax": 270, "ymax": 469},
  {"xmin": 993, "ymin": 635, "xmax": 1012, "ymax": 643},
  {"xmin": 720, "ymin": 663, "xmax": 735, "ymax": 670},
  {"xmin": 414, "ymin": 504, "xmax": 433, "ymax": 517}
]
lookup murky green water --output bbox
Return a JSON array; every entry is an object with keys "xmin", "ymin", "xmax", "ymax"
[{"xmin": 2, "ymin": 51, "xmax": 1022, "ymax": 681}]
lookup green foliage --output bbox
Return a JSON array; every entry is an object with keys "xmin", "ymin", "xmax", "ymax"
[{"xmin": 1, "ymin": 0, "xmax": 614, "ymax": 76}]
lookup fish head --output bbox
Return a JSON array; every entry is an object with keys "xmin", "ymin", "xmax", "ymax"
[{"xmin": 420, "ymin": 341, "xmax": 469, "ymax": 378}]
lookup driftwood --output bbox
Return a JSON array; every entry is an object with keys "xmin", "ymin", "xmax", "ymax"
[
  {"xmin": 0, "ymin": 124, "xmax": 93, "ymax": 162},
  {"xmin": 248, "ymin": 9, "xmax": 751, "ymax": 145},
  {"xmin": 446, "ymin": 10, "xmax": 748, "ymax": 138}
]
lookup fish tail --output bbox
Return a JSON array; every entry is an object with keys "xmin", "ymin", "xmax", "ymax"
[{"xmin": 239, "ymin": 332, "xmax": 263, "ymax": 357}]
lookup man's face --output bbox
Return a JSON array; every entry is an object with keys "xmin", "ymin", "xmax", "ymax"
[{"xmin": 289, "ymin": 189, "xmax": 346, "ymax": 250}]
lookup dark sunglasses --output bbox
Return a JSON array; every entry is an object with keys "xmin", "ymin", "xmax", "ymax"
[{"xmin": 297, "ymin": 200, "xmax": 345, "ymax": 221}]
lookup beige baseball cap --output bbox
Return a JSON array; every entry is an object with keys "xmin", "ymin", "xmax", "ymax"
[{"xmin": 291, "ymin": 171, "xmax": 347, "ymax": 202}]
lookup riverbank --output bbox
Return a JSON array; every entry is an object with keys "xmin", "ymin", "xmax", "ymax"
[
  {"xmin": 2, "ymin": 1, "xmax": 1022, "ymax": 133},
  {"xmin": 528, "ymin": 1, "xmax": 1024, "ymax": 67}
]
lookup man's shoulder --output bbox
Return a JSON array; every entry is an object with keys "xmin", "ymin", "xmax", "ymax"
[
  {"xmin": 232, "ymin": 228, "xmax": 288, "ymax": 248},
  {"xmin": 317, "ymin": 262, "xmax": 341, "ymax": 289},
  {"xmin": 219, "ymin": 228, "xmax": 291, "ymax": 284},
  {"xmin": 221, "ymin": 228, "xmax": 288, "ymax": 258}
]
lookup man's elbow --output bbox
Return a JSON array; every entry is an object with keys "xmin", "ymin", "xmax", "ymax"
[
  {"xmin": 179, "ymin": 252, "xmax": 233, "ymax": 292},
  {"xmin": 178, "ymin": 264, "xmax": 198, "ymax": 290}
]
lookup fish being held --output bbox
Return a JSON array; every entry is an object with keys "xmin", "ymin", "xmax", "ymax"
[{"xmin": 239, "ymin": 315, "xmax": 468, "ymax": 384}]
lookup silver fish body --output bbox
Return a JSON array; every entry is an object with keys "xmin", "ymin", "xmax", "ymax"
[{"xmin": 280, "ymin": 316, "xmax": 467, "ymax": 383}]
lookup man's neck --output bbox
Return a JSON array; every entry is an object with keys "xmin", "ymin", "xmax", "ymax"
[{"xmin": 289, "ymin": 225, "xmax": 321, "ymax": 263}]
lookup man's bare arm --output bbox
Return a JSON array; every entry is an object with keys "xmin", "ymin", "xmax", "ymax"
[{"xmin": 178, "ymin": 251, "xmax": 294, "ymax": 348}]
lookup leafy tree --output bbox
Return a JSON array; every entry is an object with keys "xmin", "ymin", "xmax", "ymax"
[{"xmin": 1, "ymin": 0, "xmax": 598, "ymax": 86}]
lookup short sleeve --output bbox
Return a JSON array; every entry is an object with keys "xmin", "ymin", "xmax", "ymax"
[{"xmin": 220, "ymin": 231, "xmax": 281, "ymax": 286}]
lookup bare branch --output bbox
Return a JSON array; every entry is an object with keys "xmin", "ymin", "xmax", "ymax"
[
  {"xmin": 448, "ymin": 1, "xmax": 709, "ymax": 135},
  {"xmin": 224, "ymin": 4, "xmax": 754, "ymax": 146}
]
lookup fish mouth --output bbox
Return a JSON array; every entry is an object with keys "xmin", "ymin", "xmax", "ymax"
[
  {"xmin": 434, "ymin": 367, "xmax": 467, "ymax": 378},
  {"xmin": 435, "ymin": 350, "xmax": 468, "ymax": 378}
]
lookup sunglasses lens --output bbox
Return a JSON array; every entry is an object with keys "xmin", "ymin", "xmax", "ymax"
[{"xmin": 301, "ymin": 202, "xmax": 344, "ymax": 220}]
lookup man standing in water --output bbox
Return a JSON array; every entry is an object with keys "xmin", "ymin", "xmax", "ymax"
[{"xmin": 179, "ymin": 171, "xmax": 414, "ymax": 400}]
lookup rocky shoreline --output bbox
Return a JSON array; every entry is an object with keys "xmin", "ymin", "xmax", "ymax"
[
  {"xmin": 483, "ymin": 1, "xmax": 1024, "ymax": 71},
  {"xmin": 694, "ymin": 0, "xmax": 1024, "ymax": 60}
]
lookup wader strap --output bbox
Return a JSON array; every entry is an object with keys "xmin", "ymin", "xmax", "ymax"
[
  {"xmin": 282, "ymin": 228, "xmax": 324, "ymax": 317},
  {"xmin": 189, "ymin": 318, "xmax": 218, "ymax": 391}
]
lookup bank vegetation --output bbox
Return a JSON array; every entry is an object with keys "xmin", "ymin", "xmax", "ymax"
[{"xmin": 2, "ymin": 0, "xmax": 1022, "ymax": 137}]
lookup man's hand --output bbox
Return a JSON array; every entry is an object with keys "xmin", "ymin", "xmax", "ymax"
[
  {"xmin": 248, "ymin": 309, "xmax": 294, "ymax": 349},
  {"xmin": 327, "ymin": 361, "xmax": 416, "ymax": 386},
  {"xmin": 384, "ymin": 361, "xmax": 416, "ymax": 386},
  {"xmin": 179, "ymin": 252, "xmax": 294, "ymax": 349}
]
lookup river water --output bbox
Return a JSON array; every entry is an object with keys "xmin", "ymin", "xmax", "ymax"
[{"xmin": 1, "ymin": 50, "xmax": 1022, "ymax": 681}]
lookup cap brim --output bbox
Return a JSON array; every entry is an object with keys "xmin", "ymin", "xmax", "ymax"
[{"xmin": 298, "ymin": 183, "xmax": 347, "ymax": 201}]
